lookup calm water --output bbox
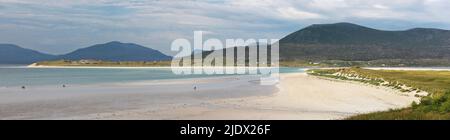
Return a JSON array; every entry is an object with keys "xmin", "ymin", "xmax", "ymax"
[{"xmin": 0, "ymin": 66, "xmax": 305, "ymax": 87}]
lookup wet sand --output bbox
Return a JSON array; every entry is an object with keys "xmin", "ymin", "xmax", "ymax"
[{"xmin": 0, "ymin": 73, "xmax": 419, "ymax": 120}]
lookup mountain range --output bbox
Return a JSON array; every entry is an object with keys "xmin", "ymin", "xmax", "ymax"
[
  {"xmin": 0, "ymin": 41, "xmax": 172, "ymax": 64},
  {"xmin": 279, "ymin": 22, "xmax": 450, "ymax": 61},
  {"xmin": 2, "ymin": 22, "xmax": 450, "ymax": 65},
  {"xmin": 0, "ymin": 44, "xmax": 55, "ymax": 64}
]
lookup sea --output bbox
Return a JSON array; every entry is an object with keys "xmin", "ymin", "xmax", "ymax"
[{"xmin": 0, "ymin": 65, "xmax": 305, "ymax": 87}]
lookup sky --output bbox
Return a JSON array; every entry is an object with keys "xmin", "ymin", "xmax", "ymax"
[{"xmin": 1, "ymin": 0, "xmax": 450, "ymax": 55}]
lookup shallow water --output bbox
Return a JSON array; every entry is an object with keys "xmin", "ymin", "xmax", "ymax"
[{"xmin": 0, "ymin": 66, "xmax": 305, "ymax": 87}]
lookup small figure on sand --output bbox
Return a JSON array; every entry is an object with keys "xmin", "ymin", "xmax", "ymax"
[
  {"xmin": 62, "ymin": 84, "xmax": 66, "ymax": 88},
  {"xmin": 21, "ymin": 86, "xmax": 26, "ymax": 89},
  {"xmin": 193, "ymin": 86, "xmax": 197, "ymax": 91}
]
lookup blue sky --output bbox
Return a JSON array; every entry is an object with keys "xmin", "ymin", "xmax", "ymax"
[{"xmin": 1, "ymin": 0, "xmax": 450, "ymax": 55}]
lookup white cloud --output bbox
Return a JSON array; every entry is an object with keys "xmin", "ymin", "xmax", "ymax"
[
  {"xmin": 1, "ymin": 0, "xmax": 450, "ymax": 54},
  {"xmin": 351, "ymin": 10, "xmax": 406, "ymax": 19},
  {"xmin": 277, "ymin": 7, "xmax": 325, "ymax": 20},
  {"xmin": 373, "ymin": 4, "xmax": 389, "ymax": 10},
  {"xmin": 308, "ymin": 0, "xmax": 349, "ymax": 11}
]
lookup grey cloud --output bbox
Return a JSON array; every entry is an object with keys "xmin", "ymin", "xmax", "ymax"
[{"xmin": 1, "ymin": 0, "xmax": 450, "ymax": 55}]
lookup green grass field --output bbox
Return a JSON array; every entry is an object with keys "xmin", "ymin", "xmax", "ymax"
[
  {"xmin": 308, "ymin": 68, "xmax": 450, "ymax": 120},
  {"xmin": 280, "ymin": 59, "xmax": 450, "ymax": 67}
]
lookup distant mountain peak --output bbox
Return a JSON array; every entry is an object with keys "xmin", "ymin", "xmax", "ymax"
[
  {"xmin": 406, "ymin": 27, "xmax": 449, "ymax": 32},
  {"xmin": 310, "ymin": 22, "xmax": 357, "ymax": 27},
  {"xmin": 59, "ymin": 41, "xmax": 171, "ymax": 61},
  {"xmin": 280, "ymin": 22, "xmax": 450, "ymax": 61},
  {"xmin": 95, "ymin": 41, "xmax": 131, "ymax": 47},
  {"xmin": 0, "ymin": 44, "xmax": 56, "ymax": 64},
  {"xmin": 106, "ymin": 41, "xmax": 122, "ymax": 44},
  {"xmin": 306, "ymin": 22, "xmax": 374, "ymax": 30},
  {"xmin": 103, "ymin": 41, "xmax": 130, "ymax": 45},
  {"xmin": 0, "ymin": 43, "xmax": 21, "ymax": 48},
  {"xmin": 0, "ymin": 42, "xmax": 173, "ymax": 64}
]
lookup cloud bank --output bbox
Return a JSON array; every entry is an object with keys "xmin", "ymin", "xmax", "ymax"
[{"xmin": 1, "ymin": 0, "xmax": 450, "ymax": 55}]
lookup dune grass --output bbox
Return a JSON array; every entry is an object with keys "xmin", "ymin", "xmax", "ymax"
[{"xmin": 308, "ymin": 68, "xmax": 450, "ymax": 120}]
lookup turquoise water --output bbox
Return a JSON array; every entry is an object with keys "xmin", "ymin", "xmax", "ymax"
[{"xmin": 0, "ymin": 66, "xmax": 305, "ymax": 87}]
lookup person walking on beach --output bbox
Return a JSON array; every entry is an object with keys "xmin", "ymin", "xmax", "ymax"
[
  {"xmin": 193, "ymin": 85, "xmax": 197, "ymax": 91},
  {"xmin": 21, "ymin": 86, "xmax": 26, "ymax": 89}
]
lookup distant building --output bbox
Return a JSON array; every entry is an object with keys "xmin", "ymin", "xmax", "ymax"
[{"xmin": 79, "ymin": 59, "xmax": 99, "ymax": 64}]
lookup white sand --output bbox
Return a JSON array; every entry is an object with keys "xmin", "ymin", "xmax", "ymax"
[
  {"xmin": 82, "ymin": 73, "xmax": 419, "ymax": 120},
  {"xmin": 0, "ymin": 72, "xmax": 420, "ymax": 120}
]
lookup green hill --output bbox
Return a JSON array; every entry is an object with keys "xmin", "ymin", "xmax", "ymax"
[{"xmin": 279, "ymin": 23, "xmax": 450, "ymax": 64}]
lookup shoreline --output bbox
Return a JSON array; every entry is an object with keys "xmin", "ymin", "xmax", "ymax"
[
  {"xmin": 71, "ymin": 73, "xmax": 419, "ymax": 120},
  {"xmin": 28, "ymin": 63, "xmax": 173, "ymax": 69},
  {"xmin": 27, "ymin": 63, "xmax": 450, "ymax": 71},
  {"xmin": 0, "ymin": 71, "xmax": 420, "ymax": 120},
  {"xmin": 27, "ymin": 63, "xmax": 282, "ymax": 69}
]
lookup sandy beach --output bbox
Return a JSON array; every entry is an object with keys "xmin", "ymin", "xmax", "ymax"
[{"xmin": 0, "ymin": 72, "xmax": 420, "ymax": 120}]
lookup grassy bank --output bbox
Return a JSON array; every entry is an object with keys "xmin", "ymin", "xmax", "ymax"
[
  {"xmin": 308, "ymin": 68, "xmax": 450, "ymax": 120},
  {"xmin": 280, "ymin": 59, "xmax": 450, "ymax": 67},
  {"xmin": 35, "ymin": 59, "xmax": 450, "ymax": 68}
]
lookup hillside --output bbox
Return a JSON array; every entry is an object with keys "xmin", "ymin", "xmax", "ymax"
[
  {"xmin": 58, "ymin": 41, "xmax": 172, "ymax": 61},
  {"xmin": 0, "ymin": 44, "xmax": 55, "ymax": 64},
  {"xmin": 279, "ymin": 23, "xmax": 450, "ymax": 61}
]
